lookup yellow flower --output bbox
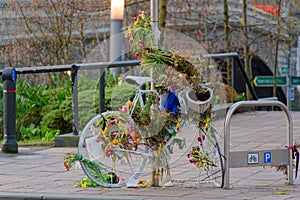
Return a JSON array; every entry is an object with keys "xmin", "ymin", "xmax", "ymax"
[
  {"xmin": 81, "ymin": 182, "xmax": 87, "ymax": 188},
  {"xmin": 176, "ymin": 118, "xmax": 182, "ymax": 123},
  {"xmin": 204, "ymin": 118, "xmax": 211, "ymax": 128},
  {"xmin": 102, "ymin": 127, "xmax": 108, "ymax": 136},
  {"xmin": 176, "ymin": 118, "xmax": 182, "ymax": 129},
  {"xmin": 103, "ymin": 188, "xmax": 109, "ymax": 191},
  {"xmin": 153, "ymin": 150, "xmax": 158, "ymax": 157},
  {"xmin": 112, "ymin": 139, "xmax": 119, "ymax": 145},
  {"xmin": 158, "ymin": 142, "xmax": 165, "ymax": 150}
]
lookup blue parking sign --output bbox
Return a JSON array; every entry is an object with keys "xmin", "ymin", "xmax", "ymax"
[
  {"xmin": 290, "ymin": 88, "xmax": 295, "ymax": 101},
  {"xmin": 264, "ymin": 152, "xmax": 272, "ymax": 163}
]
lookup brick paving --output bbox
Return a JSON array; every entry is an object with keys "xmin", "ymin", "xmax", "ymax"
[{"xmin": 0, "ymin": 110, "xmax": 300, "ymax": 199}]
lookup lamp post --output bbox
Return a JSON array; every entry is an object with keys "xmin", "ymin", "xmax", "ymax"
[{"xmin": 110, "ymin": 0, "xmax": 124, "ymax": 77}]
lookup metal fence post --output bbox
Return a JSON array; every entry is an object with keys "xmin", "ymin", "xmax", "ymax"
[
  {"xmin": 99, "ymin": 68, "xmax": 105, "ymax": 113},
  {"xmin": 2, "ymin": 67, "xmax": 18, "ymax": 153},
  {"xmin": 71, "ymin": 65, "xmax": 79, "ymax": 136}
]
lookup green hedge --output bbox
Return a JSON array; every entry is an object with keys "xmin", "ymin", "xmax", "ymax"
[{"xmin": 0, "ymin": 73, "xmax": 135, "ymax": 142}]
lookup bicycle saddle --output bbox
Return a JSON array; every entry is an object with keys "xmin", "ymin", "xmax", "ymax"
[{"xmin": 125, "ymin": 75, "xmax": 153, "ymax": 86}]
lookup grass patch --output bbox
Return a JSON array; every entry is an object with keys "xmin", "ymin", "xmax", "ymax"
[{"xmin": 0, "ymin": 139, "xmax": 55, "ymax": 147}]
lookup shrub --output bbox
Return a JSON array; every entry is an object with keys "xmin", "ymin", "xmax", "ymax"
[
  {"xmin": 1, "ymin": 72, "xmax": 135, "ymax": 142},
  {"xmin": 17, "ymin": 77, "xmax": 72, "ymax": 141}
]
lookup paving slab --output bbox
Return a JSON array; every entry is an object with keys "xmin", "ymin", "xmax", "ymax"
[{"xmin": 0, "ymin": 111, "xmax": 299, "ymax": 199}]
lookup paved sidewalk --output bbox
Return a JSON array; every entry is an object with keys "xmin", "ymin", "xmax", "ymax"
[{"xmin": 1, "ymin": 111, "xmax": 300, "ymax": 200}]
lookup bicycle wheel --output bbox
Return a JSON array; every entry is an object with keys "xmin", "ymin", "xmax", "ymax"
[
  {"xmin": 78, "ymin": 111, "xmax": 149, "ymax": 188},
  {"xmin": 200, "ymin": 127, "xmax": 224, "ymax": 188}
]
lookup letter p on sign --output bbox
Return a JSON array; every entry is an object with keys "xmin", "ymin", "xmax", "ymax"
[{"xmin": 264, "ymin": 152, "xmax": 271, "ymax": 163}]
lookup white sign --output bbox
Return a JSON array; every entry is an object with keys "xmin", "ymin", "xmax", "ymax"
[{"xmin": 248, "ymin": 153, "xmax": 259, "ymax": 164}]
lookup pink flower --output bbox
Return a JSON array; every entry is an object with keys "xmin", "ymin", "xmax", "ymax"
[
  {"xmin": 120, "ymin": 105, "xmax": 128, "ymax": 112},
  {"xmin": 105, "ymin": 146, "xmax": 115, "ymax": 157},
  {"xmin": 108, "ymin": 119, "xmax": 116, "ymax": 127},
  {"xmin": 167, "ymin": 86, "xmax": 172, "ymax": 92},
  {"xmin": 131, "ymin": 17, "xmax": 136, "ymax": 21},
  {"xmin": 138, "ymin": 41, "xmax": 144, "ymax": 49},
  {"xmin": 129, "ymin": 38, "xmax": 133, "ymax": 45}
]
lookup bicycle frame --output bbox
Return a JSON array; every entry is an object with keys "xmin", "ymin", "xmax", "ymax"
[{"xmin": 129, "ymin": 89, "xmax": 156, "ymax": 115}]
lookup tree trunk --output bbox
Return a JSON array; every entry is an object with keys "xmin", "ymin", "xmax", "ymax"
[
  {"xmin": 158, "ymin": 0, "xmax": 167, "ymax": 47},
  {"xmin": 273, "ymin": 0, "xmax": 283, "ymax": 97},
  {"xmin": 223, "ymin": 0, "xmax": 232, "ymax": 87},
  {"xmin": 242, "ymin": 0, "xmax": 252, "ymax": 100}
]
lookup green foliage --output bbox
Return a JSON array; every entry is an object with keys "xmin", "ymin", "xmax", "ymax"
[
  {"xmin": 105, "ymin": 71, "xmax": 118, "ymax": 87},
  {"xmin": 77, "ymin": 74, "xmax": 133, "ymax": 129},
  {"xmin": 78, "ymin": 89, "xmax": 99, "ymax": 130},
  {"xmin": 39, "ymin": 78, "xmax": 72, "ymax": 133},
  {"xmin": 237, "ymin": 93, "xmax": 246, "ymax": 101},
  {"xmin": 20, "ymin": 124, "xmax": 60, "ymax": 141},
  {"xmin": 1, "ymin": 71, "xmax": 135, "ymax": 142},
  {"xmin": 110, "ymin": 83, "xmax": 136, "ymax": 110},
  {"xmin": 16, "ymin": 77, "xmax": 72, "ymax": 141},
  {"xmin": 16, "ymin": 80, "xmax": 50, "ymax": 140}
]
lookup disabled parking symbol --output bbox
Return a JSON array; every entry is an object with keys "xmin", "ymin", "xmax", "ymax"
[{"xmin": 264, "ymin": 152, "xmax": 272, "ymax": 163}]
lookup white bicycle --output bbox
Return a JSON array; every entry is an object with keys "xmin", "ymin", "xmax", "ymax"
[{"xmin": 78, "ymin": 75, "xmax": 224, "ymax": 188}]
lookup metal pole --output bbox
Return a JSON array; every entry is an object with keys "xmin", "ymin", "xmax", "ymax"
[
  {"xmin": 150, "ymin": 0, "xmax": 159, "ymax": 47},
  {"xmin": 2, "ymin": 67, "xmax": 18, "ymax": 153},
  {"xmin": 110, "ymin": 19, "xmax": 123, "ymax": 77},
  {"xmin": 99, "ymin": 68, "xmax": 106, "ymax": 113},
  {"xmin": 202, "ymin": 52, "xmax": 259, "ymax": 100},
  {"xmin": 150, "ymin": 0, "xmax": 159, "ymax": 186},
  {"xmin": 71, "ymin": 65, "xmax": 79, "ymax": 136}
]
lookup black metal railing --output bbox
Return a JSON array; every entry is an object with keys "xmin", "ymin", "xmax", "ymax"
[{"xmin": 0, "ymin": 60, "xmax": 141, "ymax": 136}]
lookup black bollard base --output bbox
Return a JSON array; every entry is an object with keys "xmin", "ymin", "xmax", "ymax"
[{"xmin": 1, "ymin": 139, "xmax": 18, "ymax": 154}]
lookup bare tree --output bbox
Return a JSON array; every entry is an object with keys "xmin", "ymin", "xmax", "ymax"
[
  {"xmin": 273, "ymin": 0, "xmax": 283, "ymax": 97},
  {"xmin": 223, "ymin": 0, "xmax": 231, "ymax": 86},
  {"xmin": 1, "ymin": 0, "xmax": 110, "ymax": 68},
  {"xmin": 242, "ymin": 0, "xmax": 252, "ymax": 100}
]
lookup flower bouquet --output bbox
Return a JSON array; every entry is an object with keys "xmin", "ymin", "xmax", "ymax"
[
  {"xmin": 186, "ymin": 146, "xmax": 216, "ymax": 170},
  {"xmin": 124, "ymin": 12, "xmax": 213, "ymax": 113},
  {"xmin": 63, "ymin": 153, "xmax": 119, "ymax": 185}
]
